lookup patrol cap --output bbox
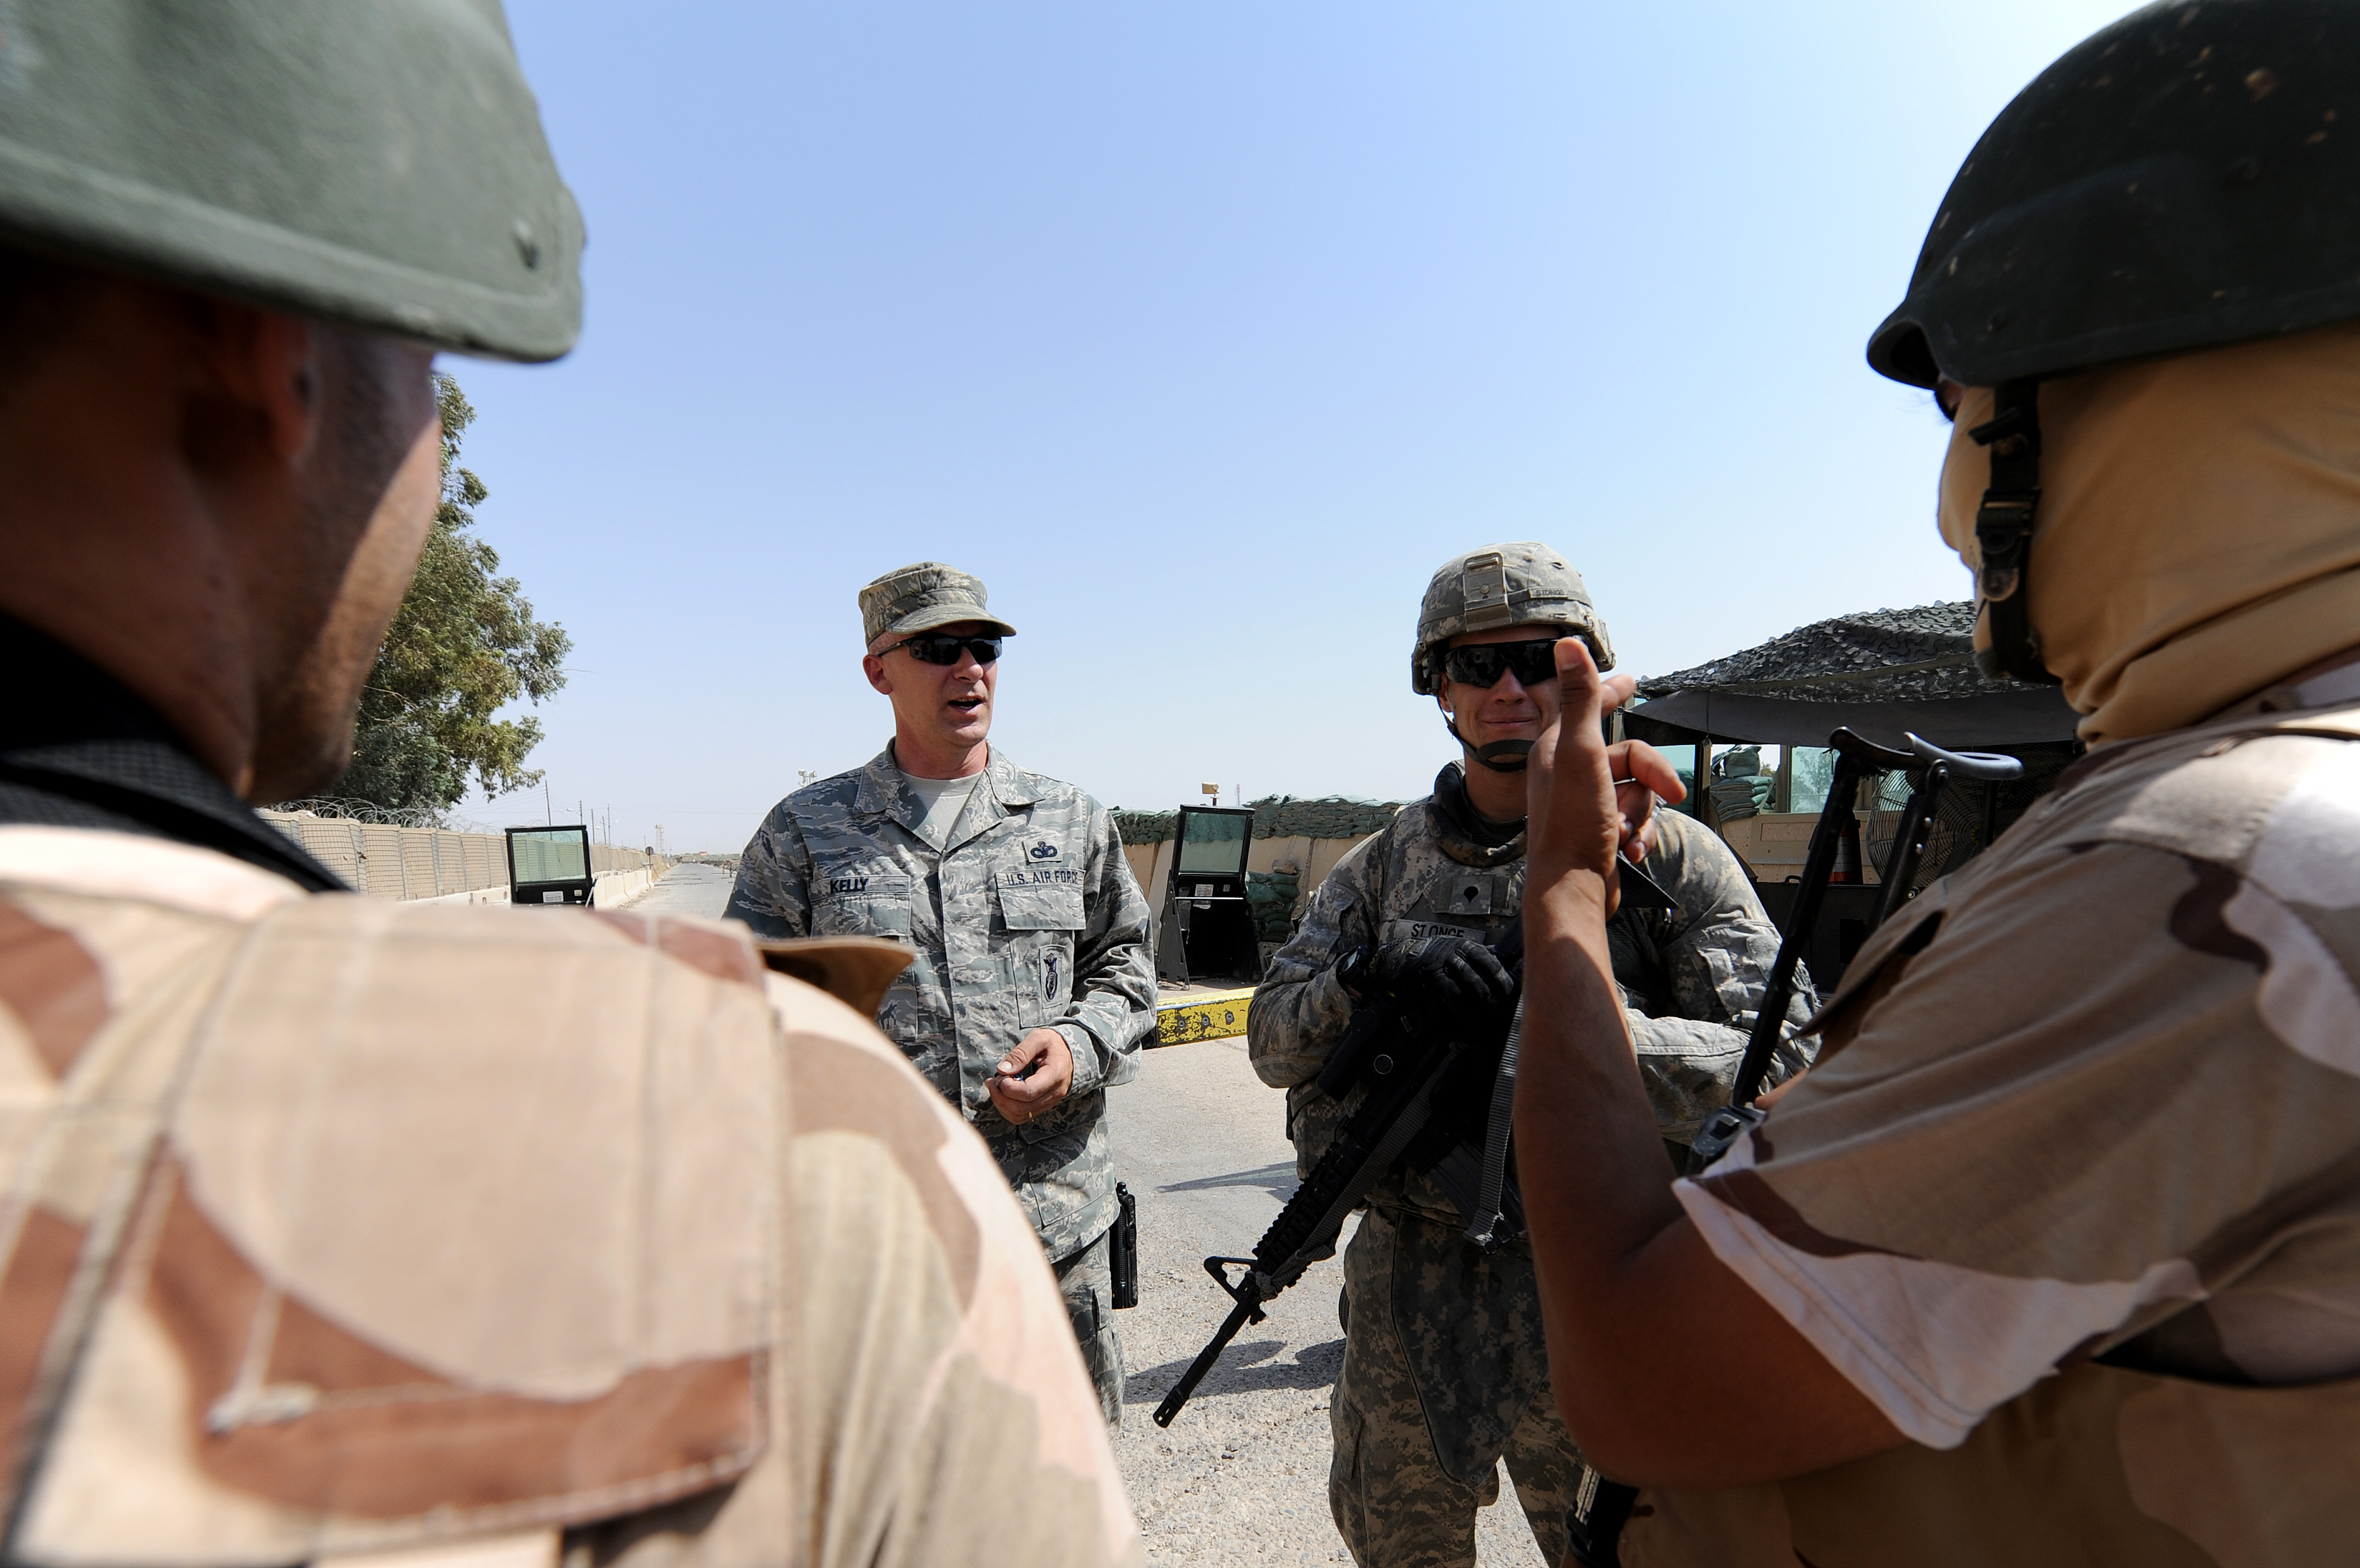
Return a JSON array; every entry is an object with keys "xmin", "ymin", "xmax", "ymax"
[
  {"xmin": 859, "ymin": 562, "xmax": 1018, "ymax": 647},
  {"xmin": 0, "ymin": 1, "xmax": 581, "ymax": 361},
  {"xmin": 1410, "ymin": 543, "xmax": 1613, "ymax": 695}
]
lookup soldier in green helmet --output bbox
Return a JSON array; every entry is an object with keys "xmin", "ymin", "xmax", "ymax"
[
  {"xmin": 1247, "ymin": 543, "xmax": 1815, "ymax": 1568},
  {"xmin": 0, "ymin": 6, "xmax": 1139, "ymax": 1564},
  {"xmin": 1513, "ymin": 3, "xmax": 2360, "ymax": 1563}
]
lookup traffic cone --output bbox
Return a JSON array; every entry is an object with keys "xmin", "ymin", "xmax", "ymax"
[{"xmin": 1832, "ymin": 810, "xmax": 1863, "ymax": 884}]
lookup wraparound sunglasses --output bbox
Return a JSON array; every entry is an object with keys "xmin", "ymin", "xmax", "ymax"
[
  {"xmin": 887, "ymin": 632, "xmax": 1004, "ymax": 666},
  {"xmin": 1441, "ymin": 639, "xmax": 1562, "ymax": 688}
]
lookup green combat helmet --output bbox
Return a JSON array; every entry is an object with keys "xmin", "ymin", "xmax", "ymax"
[
  {"xmin": 1412, "ymin": 542, "xmax": 1612, "ymax": 771},
  {"xmin": 1867, "ymin": 0, "xmax": 2360, "ymax": 682},
  {"xmin": 0, "ymin": 0, "xmax": 581, "ymax": 360}
]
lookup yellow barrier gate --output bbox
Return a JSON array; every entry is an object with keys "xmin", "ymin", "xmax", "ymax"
[{"xmin": 1154, "ymin": 986, "xmax": 1256, "ymax": 1045}]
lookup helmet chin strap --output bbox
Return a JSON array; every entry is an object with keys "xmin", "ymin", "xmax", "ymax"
[
  {"xmin": 1967, "ymin": 378, "xmax": 2060, "ymax": 685},
  {"xmin": 1443, "ymin": 713, "xmax": 1536, "ymax": 773}
]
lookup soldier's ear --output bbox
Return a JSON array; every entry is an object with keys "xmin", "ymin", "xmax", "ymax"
[
  {"xmin": 863, "ymin": 653, "xmax": 894, "ymax": 696},
  {"xmin": 188, "ymin": 298, "xmax": 325, "ymax": 464}
]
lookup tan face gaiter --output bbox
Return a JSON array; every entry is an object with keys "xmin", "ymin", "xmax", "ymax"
[{"xmin": 1940, "ymin": 320, "xmax": 2360, "ymax": 746}]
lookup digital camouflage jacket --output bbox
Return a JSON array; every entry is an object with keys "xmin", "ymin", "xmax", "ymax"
[
  {"xmin": 1249, "ymin": 764, "xmax": 1815, "ymax": 1228},
  {"xmin": 726, "ymin": 746, "xmax": 1157, "ymax": 1260}
]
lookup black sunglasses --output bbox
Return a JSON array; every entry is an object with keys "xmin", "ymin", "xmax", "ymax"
[
  {"xmin": 887, "ymin": 632, "xmax": 1004, "ymax": 666},
  {"xmin": 1441, "ymin": 639, "xmax": 1562, "ymax": 689}
]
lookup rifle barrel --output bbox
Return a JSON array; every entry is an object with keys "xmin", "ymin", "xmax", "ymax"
[{"xmin": 1154, "ymin": 1296, "xmax": 1258, "ymax": 1427}]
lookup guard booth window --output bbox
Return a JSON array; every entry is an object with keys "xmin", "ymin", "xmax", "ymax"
[
  {"xmin": 1177, "ymin": 810, "xmax": 1248, "ymax": 875},
  {"xmin": 506, "ymin": 825, "xmax": 595, "ymax": 907},
  {"xmin": 1156, "ymin": 806, "xmax": 1259, "ymax": 986}
]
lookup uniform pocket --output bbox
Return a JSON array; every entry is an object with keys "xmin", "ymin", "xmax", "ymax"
[
  {"xmin": 996, "ymin": 863, "xmax": 1082, "ymax": 1028},
  {"xmin": 814, "ymin": 870, "xmax": 912, "ymax": 940},
  {"xmin": 1018, "ymin": 1085, "xmax": 1099, "ymax": 1145},
  {"xmin": 996, "ymin": 879, "xmax": 1084, "ymax": 932}
]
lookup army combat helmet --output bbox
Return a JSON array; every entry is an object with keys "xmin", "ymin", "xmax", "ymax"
[
  {"xmin": 0, "ymin": 1, "xmax": 581, "ymax": 360},
  {"xmin": 1868, "ymin": 0, "xmax": 2360, "ymax": 683},
  {"xmin": 1413, "ymin": 543, "xmax": 1613, "ymax": 771}
]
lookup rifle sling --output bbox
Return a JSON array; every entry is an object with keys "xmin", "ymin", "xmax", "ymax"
[{"xmin": 1464, "ymin": 996, "xmax": 1524, "ymax": 1249}]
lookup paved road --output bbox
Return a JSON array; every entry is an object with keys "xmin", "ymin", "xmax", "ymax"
[
  {"xmin": 1107, "ymin": 1039, "xmax": 1548, "ymax": 1567},
  {"xmin": 621, "ymin": 861, "xmax": 735, "ymax": 918}
]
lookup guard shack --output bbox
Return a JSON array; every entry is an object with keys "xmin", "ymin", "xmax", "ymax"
[
  {"xmin": 506, "ymin": 824, "xmax": 595, "ymax": 907},
  {"xmin": 1155, "ymin": 805, "xmax": 1261, "ymax": 986}
]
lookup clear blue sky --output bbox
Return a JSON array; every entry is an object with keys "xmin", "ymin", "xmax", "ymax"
[{"xmin": 446, "ymin": 1, "xmax": 2133, "ymax": 852}]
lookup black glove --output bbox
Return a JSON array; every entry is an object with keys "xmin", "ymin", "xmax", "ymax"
[{"xmin": 1354, "ymin": 935, "xmax": 1517, "ymax": 1035}]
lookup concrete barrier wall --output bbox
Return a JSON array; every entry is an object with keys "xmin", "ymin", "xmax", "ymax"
[{"xmin": 261, "ymin": 810, "xmax": 670, "ymax": 903}]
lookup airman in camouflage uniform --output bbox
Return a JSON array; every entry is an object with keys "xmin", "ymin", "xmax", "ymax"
[
  {"xmin": 1248, "ymin": 544, "xmax": 1814, "ymax": 1568},
  {"xmin": 727, "ymin": 564, "xmax": 1157, "ymax": 1423}
]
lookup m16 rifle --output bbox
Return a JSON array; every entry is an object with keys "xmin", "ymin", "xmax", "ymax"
[
  {"xmin": 1565, "ymin": 727, "xmax": 2021, "ymax": 1567},
  {"xmin": 1154, "ymin": 860, "xmax": 1678, "ymax": 1429}
]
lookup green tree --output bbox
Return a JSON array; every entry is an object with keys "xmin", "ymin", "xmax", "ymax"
[{"xmin": 336, "ymin": 374, "xmax": 570, "ymax": 815}]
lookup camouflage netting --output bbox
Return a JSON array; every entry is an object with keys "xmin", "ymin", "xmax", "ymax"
[
  {"xmin": 1113, "ymin": 795, "xmax": 1405, "ymax": 846},
  {"xmin": 1637, "ymin": 601, "xmax": 2051, "ymax": 704}
]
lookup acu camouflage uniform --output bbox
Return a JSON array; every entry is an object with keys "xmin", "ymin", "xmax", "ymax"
[
  {"xmin": 1249, "ymin": 764, "xmax": 1814, "ymax": 1568},
  {"xmin": 727, "ymin": 744, "xmax": 1157, "ymax": 1421}
]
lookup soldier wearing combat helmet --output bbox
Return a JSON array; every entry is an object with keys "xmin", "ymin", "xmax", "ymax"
[
  {"xmin": 1247, "ymin": 543, "xmax": 1814, "ymax": 1568},
  {"xmin": 1514, "ymin": 3, "xmax": 2360, "ymax": 1564},
  {"xmin": 0, "ymin": 6, "xmax": 1138, "ymax": 1564}
]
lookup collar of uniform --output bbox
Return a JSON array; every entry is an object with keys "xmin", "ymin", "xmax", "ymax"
[
  {"xmin": 980, "ymin": 746, "xmax": 1041, "ymax": 810},
  {"xmin": 937, "ymin": 748, "xmax": 1042, "ymax": 849},
  {"xmin": 854, "ymin": 745, "xmax": 1043, "ymax": 834},
  {"xmin": 1427, "ymin": 763, "xmax": 1527, "ymax": 868},
  {"xmin": 0, "ymin": 612, "xmax": 345, "ymax": 892},
  {"xmin": 853, "ymin": 747, "xmax": 917, "ymax": 826}
]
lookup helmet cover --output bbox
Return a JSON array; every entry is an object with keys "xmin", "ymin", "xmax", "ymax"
[
  {"xmin": 0, "ymin": 0, "xmax": 581, "ymax": 360},
  {"xmin": 1410, "ymin": 543, "xmax": 1613, "ymax": 696}
]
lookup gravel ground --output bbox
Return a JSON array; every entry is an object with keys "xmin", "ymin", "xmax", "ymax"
[{"xmin": 1106, "ymin": 1038, "xmax": 1548, "ymax": 1567}]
